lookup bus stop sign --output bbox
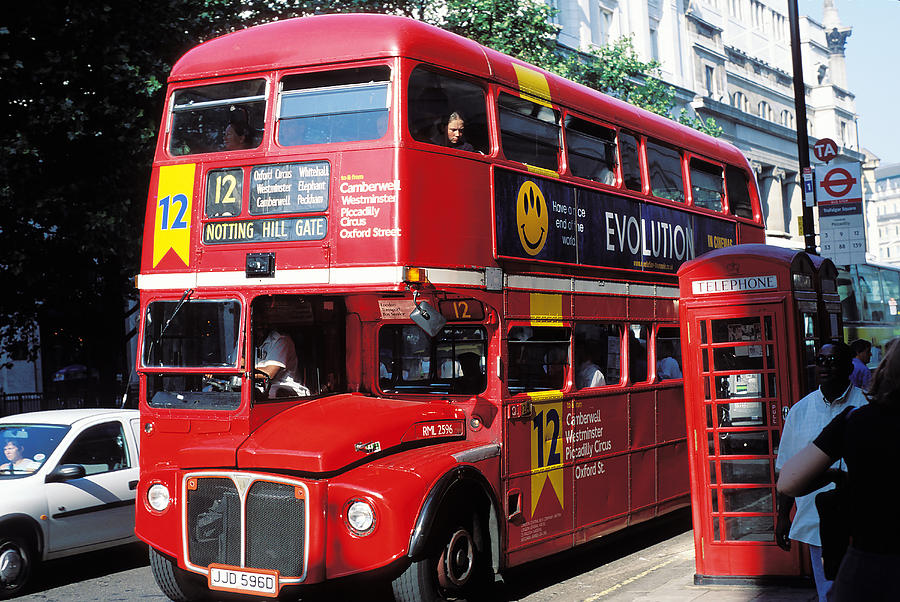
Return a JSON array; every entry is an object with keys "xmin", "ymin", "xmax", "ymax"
[{"xmin": 813, "ymin": 138, "xmax": 838, "ymax": 164}]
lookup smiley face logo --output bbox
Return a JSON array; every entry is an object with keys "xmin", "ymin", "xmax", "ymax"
[{"xmin": 516, "ymin": 180, "xmax": 549, "ymax": 256}]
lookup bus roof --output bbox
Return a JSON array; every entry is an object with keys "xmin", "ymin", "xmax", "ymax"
[{"xmin": 170, "ymin": 14, "xmax": 748, "ymax": 168}]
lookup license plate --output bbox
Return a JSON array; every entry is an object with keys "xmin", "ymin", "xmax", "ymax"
[{"xmin": 208, "ymin": 564, "xmax": 279, "ymax": 597}]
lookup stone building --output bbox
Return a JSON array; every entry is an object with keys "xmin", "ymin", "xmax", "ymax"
[
  {"xmin": 552, "ymin": 0, "xmax": 867, "ymax": 251},
  {"xmin": 870, "ymin": 163, "xmax": 900, "ymax": 266}
]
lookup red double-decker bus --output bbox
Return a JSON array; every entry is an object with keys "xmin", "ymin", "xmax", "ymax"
[{"xmin": 135, "ymin": 14, "xmax": 765, "ymax": 601}]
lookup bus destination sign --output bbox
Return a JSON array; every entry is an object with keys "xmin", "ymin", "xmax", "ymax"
[
  {"xmin": 203, "ymin": 217, "xmax": 327, "ymax": 245},
  {"xmin": 250, "ymin": 161, "xmax": 330, "ymax": 214}
]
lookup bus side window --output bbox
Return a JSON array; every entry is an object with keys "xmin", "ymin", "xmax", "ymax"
[
  {"xmin": 498, "ymin": 92, "xmax": 560, "ymax": 172},
  {"xmin": 565, "ymin": 116, "xmax": 618, "ymax": 186},
  {"xmin": 408, "ymin": 67, "xmax": 487, "ymax": 154},
  {"xmin": 656, "ymin": 326, "xmax": 683, "ymax": 381},
  {"xmin": 725, "ymin": 165, "xmax": 754, "ymax": 219},
  {"xmin": 619, "ymin": 131, "xmax": 643, "ymax": 192},
  {"xmin": 507, "ymin": 326, "xmax": 570, "ymax": 393},
  {"xmin": 689, "ymin": 158, "xmax": 724, "ymax": 212},
  {"xmin": 646, "ymin": 140, "xmax": 684, "ymax": 202},
  {"xmin": 574, "ymin": 323, "xmax": 621, "ymax": 389},
  {"xmin": 629, "ymin": 324, "xmax": 650, "ymax": 384}
]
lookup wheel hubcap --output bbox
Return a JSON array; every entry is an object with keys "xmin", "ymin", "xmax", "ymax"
[
  {"xmin": 0, "ymin": 547, "xmax": 23, "ymax": 585},
  {"xmin": 437, "ymin": 528, "xmax": 474, "ymax": 589}
]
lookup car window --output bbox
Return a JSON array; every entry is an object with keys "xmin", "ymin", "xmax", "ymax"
[
  {"xmin": 59, "ymin": 422, "xmax": 131, "ymax": 476},
  {"xmin": 1, "ymin": 424, "xmax": 69, "ymax": 477}
]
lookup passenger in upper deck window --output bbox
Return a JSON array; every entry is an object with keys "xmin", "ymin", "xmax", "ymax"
[
  {"xmin": 223, "ymin": 107, "xmax": 253, "ymax": 151},
  {"xmin": 431, "ymin": 111, "xmax": 474, "ymax": 152}
]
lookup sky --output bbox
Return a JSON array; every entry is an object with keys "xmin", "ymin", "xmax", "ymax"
[{"xmin": 799, "ymin": 0, "xmax": 900, "ymax": 166}]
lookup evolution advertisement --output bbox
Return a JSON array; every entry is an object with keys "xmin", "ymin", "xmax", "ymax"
[{"xmin": 494, "ymin": 169, "xmax": 736, "ymax": 274}]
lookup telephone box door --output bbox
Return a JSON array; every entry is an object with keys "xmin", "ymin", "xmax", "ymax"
[{"xmin": 683, "ymin": 302, "xmax": 804, "ymax": 578}]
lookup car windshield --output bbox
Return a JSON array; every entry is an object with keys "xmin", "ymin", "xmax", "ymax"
[{"xmin": 0, "ymin": 424, "xmax": 70, "ymax": 478}]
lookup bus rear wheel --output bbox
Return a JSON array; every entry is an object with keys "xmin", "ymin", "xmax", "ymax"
[
  {"xmin": 392, "ymin": 516, "xmax": 487, "ymax": 602},
  {"xmin": 149, "ymin": 547, "xmax": 209, "ymax": 602}
]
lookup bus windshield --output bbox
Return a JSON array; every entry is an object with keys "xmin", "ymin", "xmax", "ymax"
[{"xmin": 143, "ymin": 299, "xmax": 241, "ymax": 368}]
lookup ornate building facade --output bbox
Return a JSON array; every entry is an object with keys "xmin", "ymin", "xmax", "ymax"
[{"xmin": 552, "ymin": 0, "xmax": 867, "ymax": 251}]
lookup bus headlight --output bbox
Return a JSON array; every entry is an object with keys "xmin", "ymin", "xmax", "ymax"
[
  {"xmin": 147, "ymin": 483, "xmax": 171, "ymax": 512},
  {"xmin": 345, "ymin": 499, "xmax": 376, "ymax": 536}
]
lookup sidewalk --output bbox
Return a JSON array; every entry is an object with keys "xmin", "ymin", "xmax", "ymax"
[{"xmin": 509, "ymin": 526, "xmax": 818, "ymax": 602}]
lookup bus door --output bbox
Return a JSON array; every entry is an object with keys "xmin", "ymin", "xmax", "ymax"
[{"xmin": 503, "ymin": 323, "xmax": 573, "ymax": 564}]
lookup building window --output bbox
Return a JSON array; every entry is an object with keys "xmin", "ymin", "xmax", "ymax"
[
  {"xmin": 593, "ymin": 4, "xmax": 613, "ymax": 46},
  {"xmin": 732, "ymin": 91, "xmax": 748, "ymax": 112},
  {"xmin": 758, "ymin": 101, "xmax": 772, "ymax": 121},
  {"xmin": 705, "ymin": 65, "xmax": 715, "ymax": 96},
  {"xmin": 780, "ymin": 109, "xmax": 794, "ymax": 128},
  {"xmin": 649, "ymin": 23, "xmax": 660, "ymax": 62}
]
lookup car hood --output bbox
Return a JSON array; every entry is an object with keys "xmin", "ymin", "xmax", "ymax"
[{"xmin": 236, "ymin": 393, "xmax": 466, "ymax": 474}]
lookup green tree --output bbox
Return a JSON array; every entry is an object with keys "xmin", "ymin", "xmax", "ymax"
[{"xmin": 0, "ymin": 1, "xmax": 244, "ymax": 395}]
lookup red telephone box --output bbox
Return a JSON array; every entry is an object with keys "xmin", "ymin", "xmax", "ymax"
[{"xmin": 677, "ymin": 244, "xmax": 832, "ymax": 582}]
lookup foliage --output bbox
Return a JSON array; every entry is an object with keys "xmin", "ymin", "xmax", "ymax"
[{"xmin": 0, "ymin": 1, "xmax": 245, "ymax": 391}]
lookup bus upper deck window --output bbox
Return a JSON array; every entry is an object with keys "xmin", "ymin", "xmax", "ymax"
[
  {"xmin": 169, "ymin": 80, "xmax": 266, "ymax": 156},
  {"xmin": 725, "ymin": 165, "xmax": 754, "ymax": 219},
  {"xmin": 565, "ymin": 116, "xmax": 618, "ymax": 185},
  {"xmin": 646, "ymin": 140, "xmax": 684, "ymax": 202},
  {"xmin": 619, "ymin": 131, "xmax": 642, "ymax": 192},
  {"xmin": 689, "ymin": 158, "xmax": 724, "ymax": 212},
  {"xmin": 278, "ymin": 66, "xmax": 390, "ymax": 146},
  {"xmin": 498, "ymin": 92, "xmax": 560, "ymax": 172},
  {"xmin": 408, "ymin": 67, "xmax": 487, "ymax": 154}
]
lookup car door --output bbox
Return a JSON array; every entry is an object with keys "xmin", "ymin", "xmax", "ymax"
[{"xmin": 45, "ymin": 419, "xmax": 139, "ymax": 554}]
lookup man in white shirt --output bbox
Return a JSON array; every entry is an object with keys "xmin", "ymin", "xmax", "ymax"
[
  {"xmin": 774, "ymin": 341, "xmax": 866, "ymax": 602},
  {"xmin": 255, "ymin": 330, "xmax": 310, "ymax": 398}
]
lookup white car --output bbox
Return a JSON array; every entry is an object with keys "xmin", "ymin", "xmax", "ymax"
[{"xmin": 0, "ymin": 408, "xmax": 141, "ymax": 598}]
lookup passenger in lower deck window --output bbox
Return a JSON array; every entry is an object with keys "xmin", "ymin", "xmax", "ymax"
[
  {"xmin": 575, "ymin": 338, "xmax": 606, "ymax": 389},
  {"xmin": 657, "ymin": 340, "xmax": 683, "ymax": 380}
]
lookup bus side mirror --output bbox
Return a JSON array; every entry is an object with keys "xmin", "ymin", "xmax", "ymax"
[{"xmin": 410, "ymin": 299, "xmax": 446, "ymax": 337}]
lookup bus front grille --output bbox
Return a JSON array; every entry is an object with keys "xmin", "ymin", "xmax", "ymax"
[{"xmin": 185, "ymin": 474, "xmax": 307, "ymax": 579}]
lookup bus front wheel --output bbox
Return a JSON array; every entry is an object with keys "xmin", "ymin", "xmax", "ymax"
[
  {"xmin": 392, "ymin": 514, "xmax": 487, "ymax": 602},
  {"xmin": 149, "ymin": 547, "xmax": 208, "ymax": 602}
]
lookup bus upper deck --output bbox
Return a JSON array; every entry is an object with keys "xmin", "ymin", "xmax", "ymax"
[{"xmin": 140, "ymin": 13, "xmax": 764, "ymax": 293}]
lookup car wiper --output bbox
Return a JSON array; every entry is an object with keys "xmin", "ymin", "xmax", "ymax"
[{"xmin": 148, "ymin": 288, "xmax": 194, "ymax": 365}]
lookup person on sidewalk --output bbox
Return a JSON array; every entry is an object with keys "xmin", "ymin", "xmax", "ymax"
[
  {"xmin": 774, "ymin": 340, "xmax": 867, "ymax": 602},
  {"xmin": 849, "ymin": 338, "xmax": 872, "ymax": 390},
  {"xmin": 778, "ymin": 337, "xmax": 900, "ymax": 601}
]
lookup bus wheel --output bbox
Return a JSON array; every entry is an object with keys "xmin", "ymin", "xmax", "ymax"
[
  {"xmin": 392, "ymin": 516, "xmax": 486, "ymax": 602},
  {"xmin": 0, "ymin": 534, "xmax": 34, "ymax": 599},
  {"xmin": 149, "ymin": 547, "xmax": 208, "ymax": 602}
]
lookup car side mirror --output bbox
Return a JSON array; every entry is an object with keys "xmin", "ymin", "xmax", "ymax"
[{"xmin": 45, "ymin": 464, "xmax": 87, "ymax": 483}]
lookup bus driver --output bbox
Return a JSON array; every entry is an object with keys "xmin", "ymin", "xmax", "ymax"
[{"xmin": 255, "ymin": 329, "xmax": 310, "ymax": 398}]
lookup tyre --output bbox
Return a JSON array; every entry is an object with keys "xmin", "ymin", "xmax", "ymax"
[
  {"xmin": 149, "ymin": 547, "xmax": 209, "ymax": 602},
  {"xmin": 0, "ymin": 534, "xmax": 34, "ymax": 600},
  {"xmin": 391, "ymin": 511, "xmax": 490, "ymax": 602}
]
